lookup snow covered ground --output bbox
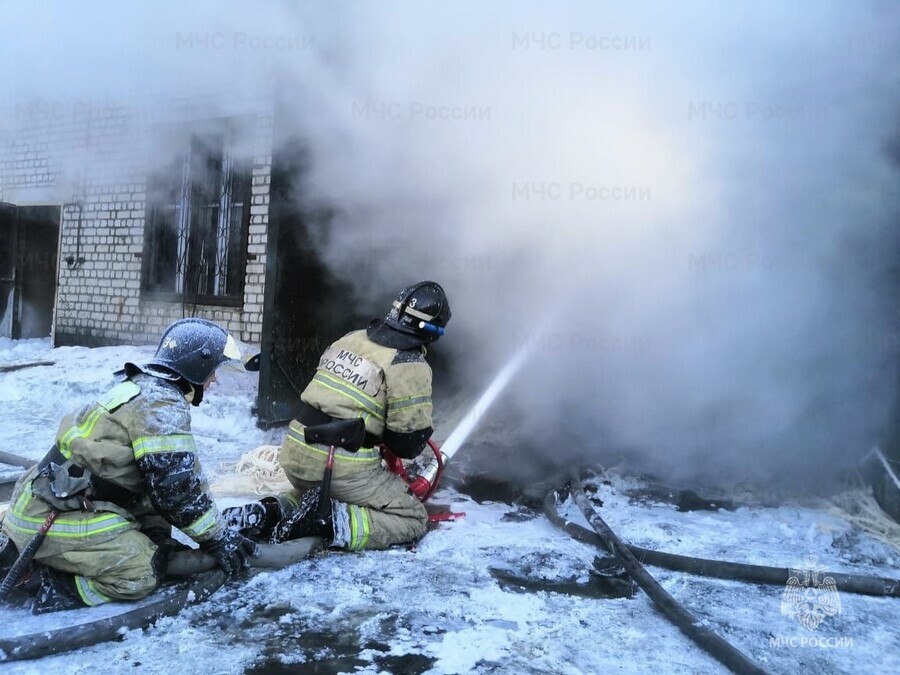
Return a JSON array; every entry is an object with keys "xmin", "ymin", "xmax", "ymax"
[{"xmin": 1, "ymin": 340, "xmax": 899, "ymax": 674}]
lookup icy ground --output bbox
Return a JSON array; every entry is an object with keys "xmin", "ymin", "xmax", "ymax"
[{"xmin": 1, "ymin": 340, "xmax": 900, "ymax": 674}]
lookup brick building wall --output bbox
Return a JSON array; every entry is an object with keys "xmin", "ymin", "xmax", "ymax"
[{"xmin": 0, "ymin": 89, "xmax": 274, "ymax": 347}]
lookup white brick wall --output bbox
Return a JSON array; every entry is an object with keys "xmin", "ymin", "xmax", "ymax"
[{"xmin": 0, "ymin": 91, "xmax": 274, "ymax": 348}]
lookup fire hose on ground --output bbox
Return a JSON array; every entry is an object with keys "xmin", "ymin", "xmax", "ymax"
[
  {"xmin": 544, "ymin": 480, "xmax": 900, "ymax": 599},
  {"xmin": 562, "ymin": 468, "xmax": 768, "ymax": 675},
  {"xmin": 547, "ymin": 470, "xmax": 900, "ymax": 675}
]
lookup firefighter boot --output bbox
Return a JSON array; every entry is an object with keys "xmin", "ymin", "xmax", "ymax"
[
  {"xmin": 31, "ymin": 567, "xmax": 88, "ymax": 615},
  {"xmin": 0, "ymin": 535, "xmax": 17, "ymax": 578},
  {"xmin": 270, "ymin": 489, "xmax": 334, "ymax": 544},
  {"xmin": 222, "ymin": 497, "xmax": 285, "ymax": 540},
  {"xmin": 0, "ymin": 538, "xmax": 47, "ymax": 604}
]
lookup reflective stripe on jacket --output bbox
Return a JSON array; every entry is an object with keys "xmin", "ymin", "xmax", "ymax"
[
  {"xmin": 0, "ymin": 374, "xmax": 222, "ymax": 555},
  {"xmin": 300, "ymin": 329, "xmax": 433, "ymax": 439}
]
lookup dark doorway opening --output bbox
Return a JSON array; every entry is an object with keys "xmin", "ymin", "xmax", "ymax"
[
  {"xmin": 255, "ymin": 137, "xmax": 367, "ymax": 427},
  {"xmin": 0, "ymin": 204, "xmax": 60, "ymax": 339}
]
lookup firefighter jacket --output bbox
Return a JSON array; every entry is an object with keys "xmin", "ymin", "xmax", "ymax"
[
  {"xmin": 1, "ymin": 373, "xmax": 223, "ymax": 558},
  {"xmin": 298, "ymin": 329, "xmax": 433, "ymax": 459}
]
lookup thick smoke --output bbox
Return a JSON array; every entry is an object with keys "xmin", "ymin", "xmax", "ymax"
[
  {"xmin": 277, "ymin": 2, "xmax": 900, "ymax": 492},
  {"xmin": 3, "ymin": 1, "xmax": 899, "ymax": 491}
]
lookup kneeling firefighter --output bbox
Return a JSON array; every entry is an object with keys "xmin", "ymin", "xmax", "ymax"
[
  {"xmin": 0, "ymin": 319, "xmax": 257, "ymax": 614},
  {"xmin": 226, "ymin": 281, "xmax": 451, "ymax": 551}
]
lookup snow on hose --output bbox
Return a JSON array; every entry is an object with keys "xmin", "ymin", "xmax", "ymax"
[
  {"xmin": 566, "ymin": 468, "xmax": 768, "ymax": 675},
  {"xmin": 544, "ymin": 486, "xmax": 900, "ymax": 598},
  {"xmin": 0, "ymin": 540, "xmax": 324, "ymax": 662},
  {"xmin": 0, "ymin": 570, "xmax": 226, "ymax": 662}
]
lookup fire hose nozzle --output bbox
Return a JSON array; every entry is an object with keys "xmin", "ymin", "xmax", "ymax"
[{"xmin": 382, "ymin": 440, "xmax": 444, "ymax": 502}]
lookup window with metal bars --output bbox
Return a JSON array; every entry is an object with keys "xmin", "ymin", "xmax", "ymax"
[{"xmin": 141, "ymin": 130, "xmax": 250, "ymax": 306}]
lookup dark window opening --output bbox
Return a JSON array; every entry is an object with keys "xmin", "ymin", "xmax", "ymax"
[{"xmin": 142, "ymin": 129, "xmax": 250, "ymax": 306}]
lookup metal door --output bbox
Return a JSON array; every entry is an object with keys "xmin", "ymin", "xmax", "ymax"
[
  {"xmin": 0, "ymin": 203, "xmax": 17, "ymax": 338},
  {"xmin": 0, "ymin": 204, "xmax": 60, "ymax": 339}
]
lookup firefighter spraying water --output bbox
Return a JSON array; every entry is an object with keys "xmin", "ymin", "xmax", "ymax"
[
  {"xmin": 224, "ymin": 281, "xmax": 453, "ymax": 550},
  {"xmin": 225, "ymin": 281, "xmax": 539, "ymax": 545}
]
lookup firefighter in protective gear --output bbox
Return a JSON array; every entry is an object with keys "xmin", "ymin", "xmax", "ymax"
[
  {"xmin": 226, "ymin": 281, "xmax": 451, "ymax": 551},
  {"xmin": 0, "ymin": 318, "xmax": 256, "ymax": 614}
]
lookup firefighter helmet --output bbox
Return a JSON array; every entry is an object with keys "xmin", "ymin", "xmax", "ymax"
[
  {"xmin": 368, "ymin": 281, "xmax": 451, "ymax": 349},
  {"xmin": 143, "ymin": 318, "xmax": 242, "ymax": 386}
]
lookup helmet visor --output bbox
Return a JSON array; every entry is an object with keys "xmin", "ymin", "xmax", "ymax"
[{"xmin": 223, "ymin": 334, "xmax": 243, "ymax": 361}]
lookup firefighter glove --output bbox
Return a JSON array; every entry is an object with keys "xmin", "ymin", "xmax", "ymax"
[{"xmin": 201, "ymin": 529, "xmax": 258, "ymax": 576}]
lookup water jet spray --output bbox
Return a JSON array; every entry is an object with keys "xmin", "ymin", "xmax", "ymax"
[{"xmin": 411, "ymin": 341, "xmax": 535, "ymax": 495}]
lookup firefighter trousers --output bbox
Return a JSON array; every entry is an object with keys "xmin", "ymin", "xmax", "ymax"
[
  {"xmin": 1, "ymin": 468, "xmax": 159, "ymax": 606},
  {"xmin": 278, "ymin": 425, "xmax": 428, "ymax": 551}
]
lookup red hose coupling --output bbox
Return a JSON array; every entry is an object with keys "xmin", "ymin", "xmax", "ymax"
[{"xmin": 409, "ymin": 477, "xmax": 432, "ymax": 499}]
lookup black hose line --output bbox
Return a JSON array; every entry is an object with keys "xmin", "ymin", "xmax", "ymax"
[
  {"xmin": 0, "ymin": 571, "xmax": 226, "ymax": 662},
  {"xmin": 543, "ymin": 487, "xmax": 900, "ymax": 598},
  {"xmin": 566, "ymin": 469, "xmax": 768, "ymax": 675}
]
